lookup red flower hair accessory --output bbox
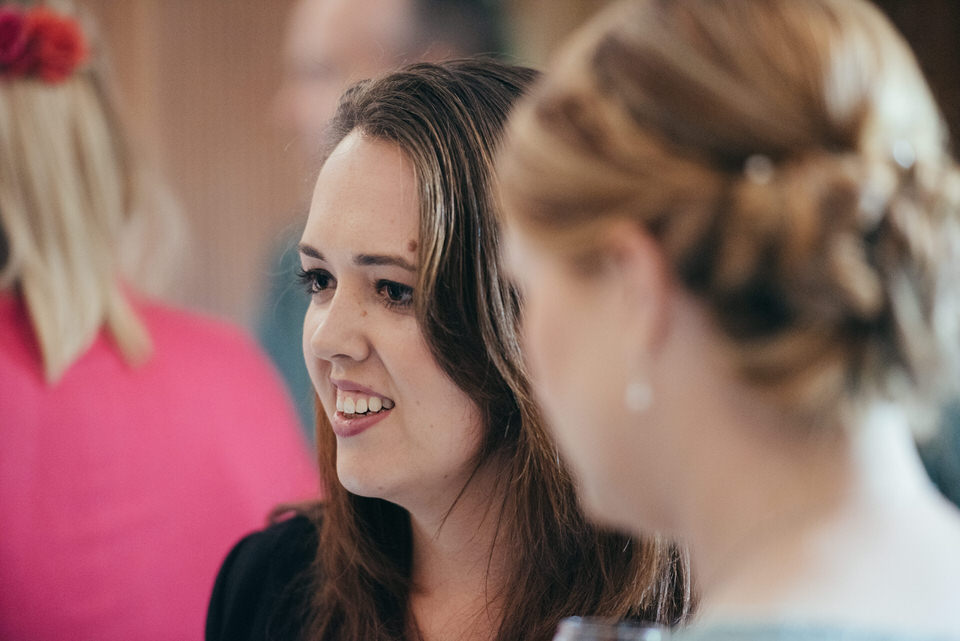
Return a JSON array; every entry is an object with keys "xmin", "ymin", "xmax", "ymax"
[{"xmin": 0, "ymin": 5, "xmax": 88, "ymax": 83}]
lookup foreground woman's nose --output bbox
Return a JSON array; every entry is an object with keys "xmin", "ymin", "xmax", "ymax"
[{"xmin": 306, "ymin": 292, "xmax": 371, "ymax": 363}]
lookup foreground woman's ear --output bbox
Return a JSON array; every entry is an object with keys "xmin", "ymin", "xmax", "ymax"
[{"xmin": 601, "ymin": 219, "xmax": 674, "ymax": 357}]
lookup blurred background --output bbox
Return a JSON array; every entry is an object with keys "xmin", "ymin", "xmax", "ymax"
[
  {"xmin": 75, "ymin": 0, "xmax": 959, "ymax": 505},
  {"xmin": 80, "ymin": 0, "xmax": 960, "ymax": 328},
  {"xmin": 83, "ymin": 0, "xmax": 305, "ymax": 325},
  {"xmin": 78, "ymin": 0, "xmax": 616, "ymax": 328}
]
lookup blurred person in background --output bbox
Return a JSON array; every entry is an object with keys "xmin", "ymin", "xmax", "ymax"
[
  {"xmin": 260, "ymin": 0, "xmax": 504, "ymax": 436},
  {"xmin": 0, "ymin": 2, "xmax": 317, "ymax": 639},
  {"xmin": 273, "ymin": 0, "xmax": 503, "ymax": 156},
  {"xmin": 500, "ymin": 0, "xmax": 960, "ymax": 638}
]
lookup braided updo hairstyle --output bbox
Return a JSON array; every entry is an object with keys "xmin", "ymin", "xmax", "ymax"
[{"xmin": 499, "ymin": 0, "xmax": 960, "ymax": 431}]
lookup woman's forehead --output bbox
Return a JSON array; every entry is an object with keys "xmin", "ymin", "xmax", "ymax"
[{"xmin": 305, "ymin": 132, "xmax": 420, "ymax": 256}]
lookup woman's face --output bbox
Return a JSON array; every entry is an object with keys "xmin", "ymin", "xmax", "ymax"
[
  {"xmin": 301, "ymin": 131, "xmax": 484, "ymax": 514},
  {"xmin": 505, "ymin": 227, "xmax": 654, "ymax": 528}
]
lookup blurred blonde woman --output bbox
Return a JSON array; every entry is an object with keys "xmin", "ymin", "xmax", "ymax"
[
  {"xmin": 0, "ymin": 3, "xmax": 317, "ymax": 639},
  {"xmin": 500, "ymin": 0, "xmax": 960, "ymax": 639}
]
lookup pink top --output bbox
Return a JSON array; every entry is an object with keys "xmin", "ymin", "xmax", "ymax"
[{"xmin": 0, "ymin": 292, "xmax": 319, "ymax": 641}]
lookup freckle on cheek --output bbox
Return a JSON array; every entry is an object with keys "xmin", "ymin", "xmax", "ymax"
[
  {"xmin": 361, "ymin": 310, "xmax": 368, "ymax": 317},
  {"xmin": 408, "ymin": 239, "xmax": 418, "ymax": 252}
]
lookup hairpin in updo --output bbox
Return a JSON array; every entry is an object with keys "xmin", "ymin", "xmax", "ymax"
[
  {"xmin": 892, "ymin": 139, "xmax": 916, "ymax": 170},
  {"xmin": 0, "ymin": 5, "xmax": 88, "ymax": 83},
  {"xmin": 744, "ymin": 154, "xmax": 775, "ymax": 185}
]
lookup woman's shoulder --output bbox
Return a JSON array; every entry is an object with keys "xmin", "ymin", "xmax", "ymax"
[{"xmin": 206, "ymin": 511, "xmax": 320, "ymax": 641}]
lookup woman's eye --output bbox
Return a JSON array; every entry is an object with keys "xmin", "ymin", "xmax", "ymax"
[
  {"xmin": 377, "ymin": 280, "xmax": 414, "ymax": 308},
  {"xmin": 296, "ymin": 268, "xmax": 334, "ymax": 295}
]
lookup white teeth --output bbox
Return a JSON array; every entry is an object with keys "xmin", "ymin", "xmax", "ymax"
[{"xmin": 335, "ymin": 389, "xmax": 394, "ymax": 415}]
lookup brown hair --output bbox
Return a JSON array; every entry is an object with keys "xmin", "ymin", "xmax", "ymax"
[
  {"xmin": 499, "ymin": 0, "xmax": 960, "ymax": 431},
  {"xmin": 303, "ymin": 59, "xmax": 692, "ymax": 641}
]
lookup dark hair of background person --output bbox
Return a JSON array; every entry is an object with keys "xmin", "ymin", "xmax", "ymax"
[
  {"xmin": 300, "ymin": 59, "xmax": 693, "ymax": 641},
  {"xmin": 411, "ymin": 0, "xmax": 503, "ymax": 56}
]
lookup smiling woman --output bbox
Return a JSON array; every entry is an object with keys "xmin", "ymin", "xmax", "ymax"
[
  {"xmin": 206, "ymin": 59, "xmax": 693, "ymax": 641},
  {"xmin": 299, "ymin": 133, "xmax": 484, "ymax": 503}
]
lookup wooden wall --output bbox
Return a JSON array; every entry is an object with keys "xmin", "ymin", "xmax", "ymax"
[{"xmin": 84, "ymin": 0, "xmax": 306, "ymax": 326}]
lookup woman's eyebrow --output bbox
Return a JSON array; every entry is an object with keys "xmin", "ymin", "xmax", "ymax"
[
  {"xmin": 298, "ymin": 244, "xmax": 416, "ymax": 272},
  {"xmin": 298, "ymin": 243, "xmax": 323, "ymax": 260},
  {"xmin": 355, "ymin": 254, "xmax": 416, "ymax": 272}
]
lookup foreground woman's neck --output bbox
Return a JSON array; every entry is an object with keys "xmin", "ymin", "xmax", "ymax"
[
  {"xmin": 681, "ymin": 401, "xmax": 960, "ymax": 636},
  {"xmin": 406, "ymin": 464, "xmax": 509, "ymax": 641}
]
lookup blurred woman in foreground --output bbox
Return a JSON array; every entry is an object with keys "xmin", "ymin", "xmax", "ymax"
[{"xmin": 500, "ymin": 0, "xmax": 960, "ymax": 638}]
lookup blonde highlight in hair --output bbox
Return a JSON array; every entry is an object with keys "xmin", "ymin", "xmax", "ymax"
[
  {"xmin": 0, "ymin": 1, "xmax": 179, "ymax": 382},
  {"xmin": 500, "ymin": 0, "xmax": 960, "ymax": 431}
]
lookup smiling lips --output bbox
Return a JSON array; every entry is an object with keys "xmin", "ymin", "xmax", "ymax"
[{"xmin": 329, "ymin": 385, "xmax": 395, "ymax": 438}]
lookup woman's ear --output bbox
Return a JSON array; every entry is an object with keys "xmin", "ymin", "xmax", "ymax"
[{"xmin": 600, "ymin": 219, "xmax": 673, "ymax": 354}]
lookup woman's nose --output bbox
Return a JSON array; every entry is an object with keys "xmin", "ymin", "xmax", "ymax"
[{"xmin": 305, "ymin": 291, "xmax": 371, "ymax": 364}]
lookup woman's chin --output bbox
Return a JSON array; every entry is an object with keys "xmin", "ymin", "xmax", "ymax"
[
  {"xmin": 336, "ymin": 464, "xmax": 401, "ymax": 504},
  {"xmin": 336, "ymin": 461, "xmax": 380, "ymax": 497}
]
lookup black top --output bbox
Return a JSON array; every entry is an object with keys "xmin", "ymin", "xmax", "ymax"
[{"xmin": 206, "ymin": 514, "xmax": 317, "ymax": 641}]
